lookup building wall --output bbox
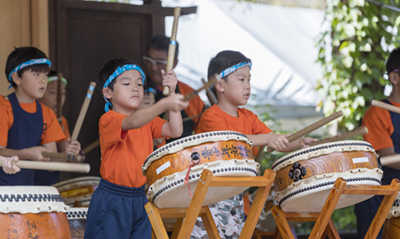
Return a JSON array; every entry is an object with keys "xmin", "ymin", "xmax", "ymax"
[{"xmin": 0, "ymin": 0, "xmax": 49, "ymax": 96}]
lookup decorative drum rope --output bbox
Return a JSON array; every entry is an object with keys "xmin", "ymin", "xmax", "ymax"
[
  {"xmin": 272, "ymin": 140, "xmax": 382, "ymax": 212},
  {"xmin": 142, "ymin": 131, "xmax": 260, "ymax": 208}
]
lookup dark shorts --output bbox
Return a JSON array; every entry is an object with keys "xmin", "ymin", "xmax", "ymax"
[{"xmin": 84, "ymin": 179, "xmax": 151, "ymax": 239}]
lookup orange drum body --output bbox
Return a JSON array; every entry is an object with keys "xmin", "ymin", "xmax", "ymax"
[
  {"xmin": 0, "ymin": 186, "xmax": 71, "ymax": 238},
  {"xmin": 67, "ymin": 207, "xmax": 88, "ymax": 239},
  {"xmin": 142, "ymin": 131, "xmax": 260, "ymax": 208},
  {"xmin": 272, "ymin": 140, "xmax": 382, "ymax": 212},
  {"xmin": 53, "ymin": 176, "xmax": 100, "ymax": 207}
]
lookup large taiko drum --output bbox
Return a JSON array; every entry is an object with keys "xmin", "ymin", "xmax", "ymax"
[
  {"xmin": 53, "ymin": 176, "xmax": 100, "ymax": 207},
  {"xmin": 142, "ymin": 131, "xmax": 260, "ymax": 208},
  {"xmin": 67, "ymin": 207, "xmax": 88, "ymax": 239},
  {"xmin": 271, "ymin": 140, "xmax": 382, "ymax": 212},
  {"xmin": 383, "ymin": 192, "xmax": 400, "ymax": 238},
  {"xmin": 0, "ymin": 186, "xmax": 71, "ymax": 238}
]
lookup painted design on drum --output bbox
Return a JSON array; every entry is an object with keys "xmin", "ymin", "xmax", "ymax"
[
  {"xmin": 145, "ymin": 140, "xmax": 253, "ymax": 186},
  {"xmin": 288, "ymin": 162, "xmax": 307, "ymax": 182},
  {"xmin": 274, "ymin": 151, "xmax": 379, "ymax": 192}
]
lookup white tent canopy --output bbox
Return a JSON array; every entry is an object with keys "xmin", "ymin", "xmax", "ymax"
[{"xmin": 163, "ymin": 0, "xmax": 326, "ymax": 120}]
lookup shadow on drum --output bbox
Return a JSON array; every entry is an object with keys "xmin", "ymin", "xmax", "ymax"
[{"xmin": 67, "ymin": 207, "xmax": 88, "ymax": 239}]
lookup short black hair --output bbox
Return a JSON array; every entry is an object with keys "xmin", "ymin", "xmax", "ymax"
[
  {"xmin": 98, "ymin": 58, "xmax": 140, "ymax": 91},
  {"xmin": 146, "ymin": 34, "xmax": 179, "ymax": 60},
  {"xmin": 5, "ymin": 47, "xmax": 50, "ymax": 89},
  {"xmin": 386, "ymin": 47, "xmax": 400, "ymax": 75},
  {"xmin": 48, "ymin": 70, "xmax": 58, "ymax": 78},
  {"xmin": 207, "ymin": 50, "xmax": 251, "ymax": 96}
]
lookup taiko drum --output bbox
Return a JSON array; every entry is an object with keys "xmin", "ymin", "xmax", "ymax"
[
  {"xmin": 271, "ymin": 140, "xmax": 382, "ymax": 212},
  {"xmin": 142, "ymin": 131, "xmax": 260, "ymax": 208},
  {"xmin": 0, "ymin": 186, "xmax": 71, "ymax": 238}
]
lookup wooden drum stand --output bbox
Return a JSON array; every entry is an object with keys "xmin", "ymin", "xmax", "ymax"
[
  {"xmin": 271, "ymin": 178, "xmax": 400, "ymax": 239},
  {"xmin": 145, "ymin": 169, "xmax": 275, "ymax": 239}
]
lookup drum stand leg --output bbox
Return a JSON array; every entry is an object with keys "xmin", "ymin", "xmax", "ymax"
[
  {"xmin": 271, "ymin": 177, "xmax": 400, "ymax": 239},
  {"xmin": 145, "ymin": 169, "xmax": 276, "ymax": 239}
]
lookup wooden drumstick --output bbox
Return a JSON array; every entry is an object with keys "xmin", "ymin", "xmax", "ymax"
[
  {"xmin": 201, "ymin": 78, "xmax": 217, "ymax": 105},
  {"xmin": 82, "ymin": 139, "xmax": 100, "ymax": 154},
  {"xmin": 292, "ymin": 126, "xmax": 369, "ymax": 151},
  {"xmin": 71, "ymin": 82, "xmax": 96, "ymax": 141},
  {"xmin": 372, "ymin": 100, "xmax": 400, "ymax": 114},
  {"xmin": 0, "ymin": 160, "xmax": 90, "ymax": 173},
  {"xmin": 42, "ymin": 152, "xmax": 82, "ymax": 162},
  {"xmin": 163, "ymin": 7, "xmax": 181, "ymax": 96},
  {"xmin": 181, "ymin": 74, "xmax": 220, "ymax": 102},
  {"xmin": 56, "ymin": 73, "xmax": 63, "ymax": 121},
  {"xmin": 267, "ymin": 111, "xmax": 344, "ymax": 153},
  {"xmin": 380, "ymin": 154, "xmax": 400, "ymax": 170}
]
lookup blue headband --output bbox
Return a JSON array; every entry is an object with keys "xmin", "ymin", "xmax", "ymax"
[
  {"xmin": 103, "ymin": 64, "xmax": 146, "ymax": 112},
  {"xmin": 8, "ymin": 58, "xmax": 51, "ymax": 89},
  {"xmin": 218, "ymin": 61, "xmax": 252, "ymax": 79}
]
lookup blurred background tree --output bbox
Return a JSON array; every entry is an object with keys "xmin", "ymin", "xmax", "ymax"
[{"xmin": 316, "ymin": 0, "xmax": 400, "ymax": 131}]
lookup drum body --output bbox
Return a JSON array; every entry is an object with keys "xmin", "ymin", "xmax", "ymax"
[
  {"xmin": 0, "ymin": 186, "xmax": 71, "ymax": 238},
  {"xmin": 67, "ymin": 207, "xmax": 88, "ymax": 239},
  {"xmin": 53, "ymin": 176, "xmax": 100, "ymax": 207},
  {"xmin": 142, "ymin": 131, "xmax": 260, "ymax": 208},
  {"xmin": 272, "ymin": 140, "xmax": 382, "ymax": 213}
]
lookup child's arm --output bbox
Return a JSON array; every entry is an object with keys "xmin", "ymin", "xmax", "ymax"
[
  {"xmin": 161, "ymin": 103, "xmax": 184, "ymax": 138},
  {"xmin": 247, "ymin": 133, "xmax": 317, "ymax": 152},
  {"xmin": 121, "ymin": 94, "xmax": 188, "ymax": 131},
  {"xmin": 1, "ymin": 156, "xmax": 20, "ymax": 174},
  {"xmin": 0, "ymin": 146, "xmax": 51, "ymax": 161}
]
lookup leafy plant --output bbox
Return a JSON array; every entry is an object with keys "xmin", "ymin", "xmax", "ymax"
[{"xmin": 316, "ymin": 0, "xmax": 400, "ymax": 131}]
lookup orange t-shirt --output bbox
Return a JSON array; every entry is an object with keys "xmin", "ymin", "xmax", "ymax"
[
  {"xmin": 58, "ymin": 116, "xmax": 71, "ymax": 143},
  {"xmin": 99, "ymin": 110, "xmax": 167, "ymax": 188},
  {"xmin": 362, "ymin": 101, "xmax": 400, "ymax": 151},
  {"xmin": 196, "ymin": 105, "xmax": 273, "ymax": 155},
  {"xmin": 178, "ymin": 82, "xmax": 205, "ymax": 131},
  {"xmin": 0, "ymin": 96, "xmax": 66, "ymax": 147}
]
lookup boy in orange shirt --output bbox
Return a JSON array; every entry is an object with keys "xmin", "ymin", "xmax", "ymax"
[
  {"xmin": 0, "ymin": 47, "xmax": 66, "ymax": 185},
  {"xmin": 192, "ymin": 50, "xmax": 316, "ymax": 238},
  {"xmin": 36, "ymin": 70, "xmax": 81, "ymax": 185},
  {"xmin": 84, "ymin": 58, "xmax": 188, "ymax": 239},
  {"xmin": 354, "ymin": 47, "xmax": 400, "ymax": 239}
]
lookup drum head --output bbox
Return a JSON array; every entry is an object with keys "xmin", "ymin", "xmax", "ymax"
[
  {"xmin": 148, "ymin": 159, "xmax": 259, "ymax": 208},
  {"xmin": 276, "ymin": 169, "xmax": 382, "ymax": 212}
]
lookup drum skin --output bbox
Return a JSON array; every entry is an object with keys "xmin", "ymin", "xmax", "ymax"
[
  {"xmin": 0, "ymin": 212, "xmax": 71, "ymax": 238},
  {"xmin": 274, "ymin": 150, "xmax": 379, "ymax": 192},
  {"xmin": 53, "ymin": 177, "xmax": 100, "ymax": 207},
  {"xmin": 145, "ymin": 139, "xmax": 253, "ymax": 187}
]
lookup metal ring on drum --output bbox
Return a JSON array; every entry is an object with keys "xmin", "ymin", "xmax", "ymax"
[
  {"xmin": 0, "ymin": 186, "xmax": 71, "ymax": 238},
  {"xmin": 52, "ymin": 176, "xmax": 101, "ymax": 207},
  {"xmin": 271, "ymin": 140, "xmax": 382, "ymax": 213},
  {"xmin": 142, "ymin": 131, "xmax": 260, "ymax": 208}
]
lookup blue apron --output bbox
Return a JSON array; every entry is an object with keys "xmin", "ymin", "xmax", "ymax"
[{"xmin": 0, "ymin": 93, "xmax": 43, "ymax": 185}]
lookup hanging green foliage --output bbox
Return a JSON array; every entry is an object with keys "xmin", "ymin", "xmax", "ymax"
[{"xmin": 316, "ymin": 0, "xmax": 400, "ymax": 131}]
